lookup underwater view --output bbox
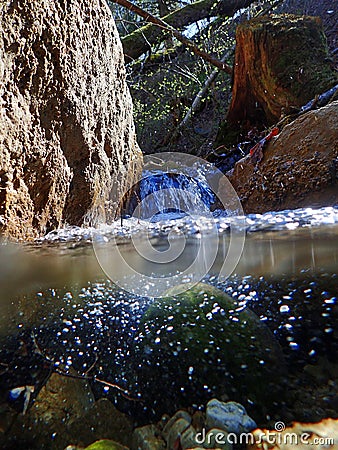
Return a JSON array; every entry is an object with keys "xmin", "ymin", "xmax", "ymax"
[
  {"xmin": 1, "ymin": 0, "xmax": 338, "ymax": 448},
  {"xmin": 1, "ymin": 165, "xmax": 338, "ymax": 448}
]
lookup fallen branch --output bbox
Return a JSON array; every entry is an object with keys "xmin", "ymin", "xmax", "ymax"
[
  {"xmin": 156, "ymin": 52, "xmax": 232, "ymax": 147},
  {"xmin": 129, "ymin": 46, "xmax": 184, "ymax": 74},
  {"xmin": 276, "ymin": 83, "xmax": 338, "ymax": 131},
  {"xmin": 113, "ymin": 0, "xmax": 233, "ymax": 73},
  {"xmin": 54, "ymin": 368, "xmax": 139, "ymax": 401},
  {"xmin": 118, "ymin": 0, "xmax": 256, "ymax": 61},
  {"xmin": 178, "ymin": 51, "xmax": 233, "ymax": 130},
  {"xmin": 31, "ymin": 331, "xmax": 140, "ymax": 402}
]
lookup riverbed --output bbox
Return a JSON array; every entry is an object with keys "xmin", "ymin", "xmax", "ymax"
[{"xmin": 0, "ymin": 207, "xmax": 337, "ymax": 435}]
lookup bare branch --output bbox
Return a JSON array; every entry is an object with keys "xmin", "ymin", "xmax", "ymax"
[
  {"xmin": 113, "ymin": 0, "xmax": 233, "ymax": 72},
  {"xmin": 118, "ymin": 0, "xmax": 257, "ymax": 61}
]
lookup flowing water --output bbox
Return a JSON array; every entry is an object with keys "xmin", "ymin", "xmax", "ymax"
[{"xmin": 0, "ymin": 171, "xmax": 338, "ymax": 446}]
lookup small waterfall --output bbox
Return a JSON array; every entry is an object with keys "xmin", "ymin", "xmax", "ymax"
[{"xmin": 137, "ymin": 170, "xmax": 216, "ymax": 220}]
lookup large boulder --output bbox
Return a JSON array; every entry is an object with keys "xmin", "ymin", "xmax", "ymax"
[
  {"xmin": 132, "ymin": 283, "xmax": 285, "ymax": 420},
  {"xmin": 0, "ymin": 0, "xmax": 142, "ymax": 240},
  {"xmin": 228, "ymin": 101, "xmax": 338, "ymax": 213}
]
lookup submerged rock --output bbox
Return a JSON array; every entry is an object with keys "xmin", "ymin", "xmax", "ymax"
[
  {"xmin": 133, "ymin": 404, "xmax": 235, "ymax": 450},
  {"xmin": 69, "ymin": 398, "xmax": 133, "ymax": 448},
  {"xmin": 205, "ymin": 399, "xmax": 257, "ymax": 434},
  {"xmin": 3, "ymin": 371, "xmax": 95, "ymax": 448},
  {"xmin": 203, "ymin": 429, "xmax": 232, "ymax": 450},
  {"xmin": 84, "ymin": 441, "xmax": 128, "ymax": 450},
  {"xmin": 162, "ymin": 410, "xmax": 192, "ymax": 442},
  {"xmin": 166, "ymin": 417, "xmax": 196, "ymax": 450},
  {"xmin": 132, "ymin": 424, "xmax": 166, "ymax": 450},
  {"xmin": 132, "ymin": 283, "xmax": 285, "ymax": 419},
  {"xmin": 28, "ymin": 372, "xmax": 95, "ymax": 425},
  {"xmin": 228, "ymin": 101, "xmax": 338, "ymax": 213},
  {"xmin": 69, "ymin": 440, "xmax": 128, "ymax": 450},
  {"xmin": 2, "ymin": 376, "xmax": 132, "ymax": 449},
  {"xmin": 0, "ymin": 0, "xmax": 142, "ymax": 240}
]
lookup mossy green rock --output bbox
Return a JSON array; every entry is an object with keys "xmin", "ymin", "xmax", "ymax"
[
  {"xmin": 84, "ymin": 440, "xmax": 128, "ymax": 450},
  {"xmin": 133, "ymin": 283, "xmax": 285, "ymax": 417}
]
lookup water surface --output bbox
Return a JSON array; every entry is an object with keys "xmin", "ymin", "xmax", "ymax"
[{"xmin": 0, "ymin": 206, "xmax": 337, "ymax": 425}]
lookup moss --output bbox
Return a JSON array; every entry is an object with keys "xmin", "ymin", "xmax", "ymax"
[
  {"xmin": 84, "ymin": 440, "xmax": 127, "ymax": 450},
  {"xmin": 148, "ymin": 48, "xmax": 177, "ymax": 61},
  {"xmin": 267, "ymin": 17, "xmax": 336, "ymax": 101},
  {"xmin": 132, "ymin": 283, "xmax": 285, "ymax": 418}
]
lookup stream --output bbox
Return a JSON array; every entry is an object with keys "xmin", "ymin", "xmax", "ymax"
[{"xmin": 0, "ymin": 168, "xmax": 338, "ymax": 443}]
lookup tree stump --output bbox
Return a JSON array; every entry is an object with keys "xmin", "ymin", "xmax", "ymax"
[{"xmin": 217, "ymin": 14, "xmax": 337, "ymax": 145}]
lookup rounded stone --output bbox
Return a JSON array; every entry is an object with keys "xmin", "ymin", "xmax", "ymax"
[
  {"xmin": 205, "ymin": 399, "xmax": 257, "ymax": 434},
  {"xmin": 132, "ymin": 283, "xmax": 285, "ymax": 417}
]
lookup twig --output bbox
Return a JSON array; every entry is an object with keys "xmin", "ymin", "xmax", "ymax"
[
  {"xmin": 54, "ymin": 367, "xmax": 139, "ymax": 401},
  {"xmin": 94, "ymin": 377, "xmax": 140, "ymax": 401},
  {"xmin": 84, "ymin": 353, "xmax": 99, "ymax": 376},
  {"xmin": 32, "ymin": 332, "xmax": 140, "ymax": 401},
  {"xmin": 31, "ymin": 331, "xmax": 53, "ymax": 362},
  {"xmin": 253, "ymin": 0, "xmax": 285, "ymax": 18},
  {"xmin": 177, "ymin": 50, "xmax": 233, "ymax": 131},
  {"xmin": 0, "ymin": 362, "xmax": 9, "ymax": 375},
  {"xmin": 169, "ymin": 66, "xmax": 202, "ymax": 85}
]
